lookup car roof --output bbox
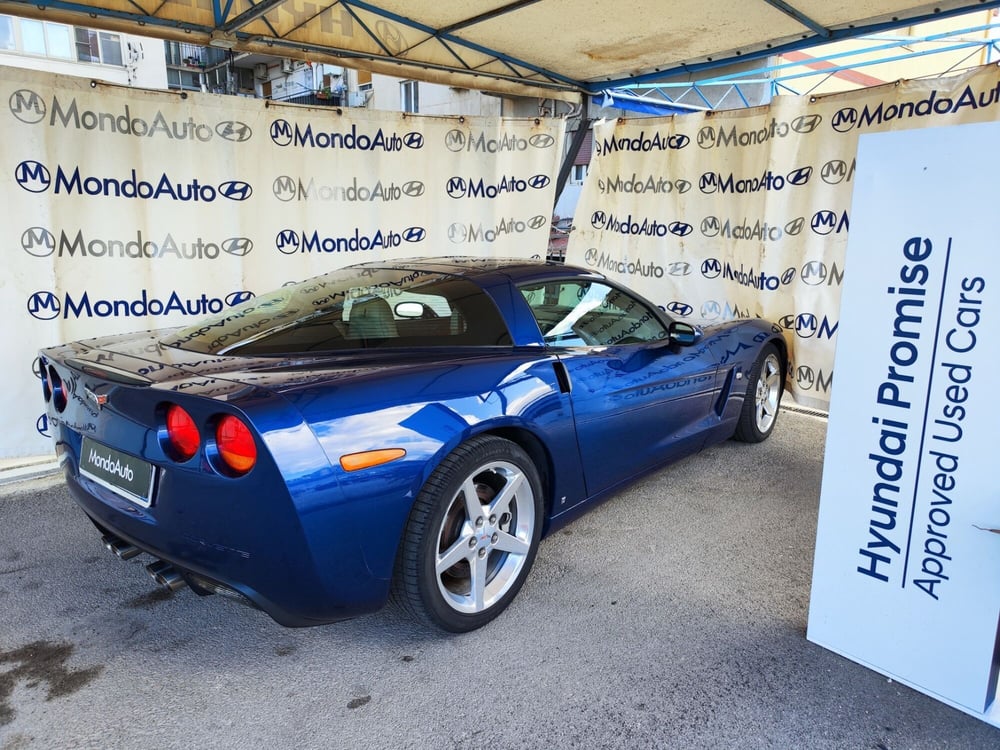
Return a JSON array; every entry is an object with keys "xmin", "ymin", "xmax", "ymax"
[{"xmin": 352, "ymin": 256, "xmax": 604, "ymax": 285}]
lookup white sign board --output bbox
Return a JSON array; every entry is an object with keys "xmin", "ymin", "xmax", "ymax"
[{"xmin": 808, "ymin": 121, "xmax": 1000, "ymax": 725}]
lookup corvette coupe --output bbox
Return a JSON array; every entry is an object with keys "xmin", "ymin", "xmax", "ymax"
[{"xmin": 39, "ymin": 257, "xmax": 785, "ymax": 632}]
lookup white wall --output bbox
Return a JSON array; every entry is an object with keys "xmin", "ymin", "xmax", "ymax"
[{"xmin": 370, "ymin": 74, "xmax": 501, "ymax": 116}]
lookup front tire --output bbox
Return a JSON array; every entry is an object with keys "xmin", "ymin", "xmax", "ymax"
[
  {"xmin": 733, "ymin": 343, "xmax": 783, "ymax": 443},
  {"xmin": 392, "ymin": 435, "xmax": 543, "ymax": 632}
]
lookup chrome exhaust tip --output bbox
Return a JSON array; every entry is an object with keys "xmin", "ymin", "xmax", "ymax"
[
  {"xmin": 101, "ymin": 534, "xmax": 141, "ymax": 561},
  {"xmin": 145, "ymin": 560, "xmax": 187, "ymax": 592}
]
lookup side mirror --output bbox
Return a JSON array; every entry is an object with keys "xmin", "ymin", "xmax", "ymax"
[{"xmin": 668, "ymin": 321, "xmax": 702, "ymax": 346}]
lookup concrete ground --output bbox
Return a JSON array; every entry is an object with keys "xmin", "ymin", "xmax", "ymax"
[{"xmin": 1, "ymin": 409, "xmax": 997, "ymax": 749}]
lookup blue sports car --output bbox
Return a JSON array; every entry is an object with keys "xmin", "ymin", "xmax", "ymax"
[{"xmin": 39, "ymin": 258, "xmax": 785, "ymax": 632}]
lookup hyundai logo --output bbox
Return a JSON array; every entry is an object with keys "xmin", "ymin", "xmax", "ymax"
[
  {"xmin": 446, "ymin": 177, "xmax": 467, "ymax": 199},
  {"xmin": 669, "ymin": 221, "xmax": 693, "ymax": 237},
  {"xmin": 784, "ymin": 217, "xmax": 805, "ymax": 236},
  {"xmin": 222, "ymin": 238, "xmax": 254, "ymax": 257},
  {"xmin": 529, "ymin": 133, "xmax": 555, "ymax": 148},
  {"xmin": 402, "ymin": 180, "xmax": 425, "ymax": 197},
  {"xmin": 780, "ymin": 267, "xmax": 797, "ymax": 285},
  {"xmin": 36, "ymin": 413, "xmax": 50, "ymax": 438},
  {"xmin": 701, "ymin": 258, "xmax": 722, "ymax": 279},
  {"xmin": 584, "ymin": 247, "xmax": 599, "ymax": 265},
  {"xmin": 22, "ymin": 227, "xmax": 55, "ymax": 257},
  {"xmin": 216, "ymin": 121, "xmax": 253, "ymax": 142},
  {"xmin": 701, "ymin": 217, "xmax": 721, "ymax": 237},
  {"xmin": 672, "ymin": 134, "xmax": 691, "ymax": 149},
  {"xmin": 15, "ymin": 160, "xmax": 51, "ymax": 193},
  {"xmin": 528, "ymin": 174, "xmax": 551, "ymax": 189},
  {"xmin": 831, "ymin": 107, "xmax": 858, "ymax": 133},
  {"xmin": 791, "ymin": 114, "xmax": 822, "ymax": 134},
  {"xmin": 9, "ymin": 89, "xmax": 46, "ymax": 124},
  {"xmin": 270, "ymin": 119, "xmax": 294, "ymax": 146},
  {"xmin": 800, "ymin": 261, "xmax": 828, "ymax": 286},
  {"xmin": 701, "ymin": 300, "xmax": 722, "ymax": 320},
  {"xmin": 402, "ymin": 132, "xmax": 424, "ymax": 149},
  {"xmin": 796, "ymin": 365, "xmax": 815, "ymax": 388},
  {"xmin": 786, "ymin": 166, "xmax": 813, "ymax": 186},
  {"xmin": 402, "ymin": 226, "xmax": 426, "ymax": 243},
  {"xmin": 448, "ymin": 223, "xmax": 468, "ymax": 243},
  {"xmin": 27, "ymin": 291, "xmax": 60, "ymax": 320},
  {"xmin": 667, "ymin": 262, "xmax": 691, "ymax": 277},
  {"xmin": 226, "ymin": 291, "xmax": 255, "ymax": 306},
  {"xmin": 591, "ymin": 211, "xmax": 607, "ymax": 229},
  {"xmin": 375, "ymin": 20, "xmax": 406, "ymax": 54},
  {"xmin": 697, "ymin": 126, "xmax": 716, "ymax": 149},
  {"xmin": 276, "ymin": 230, "xmax": 300, "ymax": 255},
  {"xmin": 528, "ymin": 215, "xmax": 548, "ymax": 230},
  {"xmin": 219, "ymin": 181, "xmax": 253, "ymax": 201},
  {"xmin": 699, "ymin": 172, "xmax": 718, "ymax": 194},
  {"xmin": 811, "ymin": 210, "xmax": 838, "ymax": 235},
  {"xmin": 666, "ymin": 302, "xmax": 693, "ymax": 317},
  {"xmin": 675, "ymin": 179, "xmax": 692, "ymax": 194},
  {"xmin": 445, "ymin": 129, "xmax": 466, "ymax": 151},
  {"xmin": 273, "ymin": 175, "xmax": 297, "ymax": 202}
]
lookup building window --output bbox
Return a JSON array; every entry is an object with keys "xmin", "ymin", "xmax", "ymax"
[
  {"xmin": 75, "ymin": 28, "xmax": 122, "ymax": 65},
  {"xmin": 167, "ymin": 68, "xmax": 202, "ymax": 91},
  {"xmin": 570, "ymin": 164, "xmax": 589, "ymax": 185},
  {"xmin": 0, "ymin": 16, "xmax": 123, "ymax": 65},
  {"xmin": 401, "ymin": 80, "xmax": 419, "ymax": 113}
]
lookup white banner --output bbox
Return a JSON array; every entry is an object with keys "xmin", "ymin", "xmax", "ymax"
[
  {"xmin": 567, "ymin": 63, "xmax": 1000, "ymax": 410},
  {"xmin": 1, "ymin": 67, "xmax": 565, "ymax": 459},
  {"xmin": 807, "ymin": 121, "xmax": 1000, "ymax": 726}
]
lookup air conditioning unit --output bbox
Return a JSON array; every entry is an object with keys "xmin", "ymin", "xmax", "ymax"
[
  {"xmin": 281, "ymin": 58, "xmax": 294, "ymax": 74},
  {"xmin": 254, "ymin": 63, "xmax": 268, "ymax": 80}
]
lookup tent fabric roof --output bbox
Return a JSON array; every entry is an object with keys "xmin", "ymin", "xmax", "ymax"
[{"xmin": 2, "ymin": 0, "xmax": 999, "ymax": 100}]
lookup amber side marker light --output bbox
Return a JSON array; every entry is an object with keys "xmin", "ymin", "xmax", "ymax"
[{"xmin": 340, "ymin": 448, "xmax": 406, "ymax": 472}]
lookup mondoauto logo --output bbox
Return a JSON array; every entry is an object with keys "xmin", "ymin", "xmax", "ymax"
[
  {"xmin": 9, "ymin": 89, "xmax": 45, "ymax": 124},
  {"xmin": 700, "ymin": 216, "xmax": 785, "ymax": 242},
  {"xmin": 701, "ymin": 217, "xmax": 721, "ymax": 237},
  {"xmin": 794, "ymin": 363, "xmax": 833, "ymax": 392},
  {"xmin": 595, "ymin": 130, "xmax": 689, "ymax": 155},
  {"xmin": 668, "ymin": 221, "xmax": 693, "ymax": 237},
  {"xmin": 29, "ymin": 289, "xmax": 251, "ymax": 319},
  {"xmin": 701, "ymin": 300, "xmax": 722, "ymax": 320},
  {"xmin": 778, "ymin": 313, "xmax": 838, "ymax": 339},
  {"xmin": 821, "ymin": 158, "xmax": 854, "ymax": 185},
  {"xmin": 800, "ymin": 261, "xmax": 844, "ymax": 287},
  {"xmin": 696, "ymin": 116, "xmax": 821, "ymax": 149},
  {"xmin": 697, "ymin": 126, "xmax": 716, "ymax": 149},
  {"xmin": 585, "ymin": 248, "xmax": 599, "ymax": 265},
  {"xmin": 447, "ymin": 174, "xmax": 549, "ymax": 199},
  {"xmin": 277, "ymin": 226, "xmax": 425, "ymax": 254},
  {"xmin": 444, "ymin": 129, "xmax": 553, "ymax": 152},
  {"xmin": 216, "ymin": 121, "xmax": 253, "ymax": 142},
  {"xmin": 27, "ymin": 291, "xmax": 60, "ymax": 320},
  {"xmin": 701, "ymin": 258, "xmax": 722, "ymax": 279},
  {"xmin": 666, "ymin": 301, "xmax": 693, "ymax": 317},
  {"xmin": 700, "ymin": 166, "xmax": 811, "ymax": 194},
  {"xmin": 270, "ymin": 117, "xmax": 423, "ymax": 151},
  {"xmin": 22, "ymin": 227, "xmax": 55, "ymax": 257},
  {"xmin": 274, "ymin": 175, "xmax": 425, "ymax": 202},
  {"xmin": 811, "ymin": 210, "xmax": 849, "ymax": 236},
  {"xmin": 448, "ymin": 214, "xmax": 547, "ymax": 243},
  {"xmin": 832, "ymin": 107, "xmax": 858, "ymax": 133},
  {"xmin": 15, "ymin": 160, "xmax": 51, "ymax": 192}
]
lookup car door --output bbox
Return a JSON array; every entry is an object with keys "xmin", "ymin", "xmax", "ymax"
[{"xmin": 518, "ymin": 279, "xmax": 719, "ymax": 498}]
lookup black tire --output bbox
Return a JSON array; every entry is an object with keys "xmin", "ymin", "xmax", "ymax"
[
  {"xmin": 391, "ymin": 435, "xmax": 543, "ymax": 632},
  {"xmin": 733, "ymin": 343, "xmax": 783, "ymax": 443}
]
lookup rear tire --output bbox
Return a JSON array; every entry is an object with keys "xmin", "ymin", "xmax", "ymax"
[
  {"xmin": 733, "ymin": 344, "xmax": 783, "ymax": 443},
  {"xmin": 392, "ymin": 435, "xmax": 543, "ymax": 632}
]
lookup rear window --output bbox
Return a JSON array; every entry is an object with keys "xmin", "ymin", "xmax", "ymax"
[{"xmin": 163, "ymin": 267, "xmax": 512, "ymax": 356}]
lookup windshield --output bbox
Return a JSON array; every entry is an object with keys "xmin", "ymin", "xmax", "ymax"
[{"xmin": 163, "ymin": 266, "xmax": 512, "ymax": 356}]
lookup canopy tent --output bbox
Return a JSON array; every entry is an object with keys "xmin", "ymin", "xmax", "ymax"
[{"xmin": 1, "ymin": 0, "xmax": 999, "ymax": 100}]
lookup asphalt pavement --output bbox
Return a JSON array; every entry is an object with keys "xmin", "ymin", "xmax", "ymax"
[{"xmin": 1, "ymin": 409, "xmax": 997, "ymax": 749}]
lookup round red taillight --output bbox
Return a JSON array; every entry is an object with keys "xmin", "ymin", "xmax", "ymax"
[
  {"xmin": 165, "ymin": 404, "xmax": 200, "ymax": 461},
  {"xmin": 216, "ymin": 415, "xmax": 256, "ymax": 475}
]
